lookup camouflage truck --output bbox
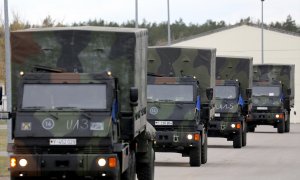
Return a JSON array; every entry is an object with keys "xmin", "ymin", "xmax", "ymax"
[
  {"xmin": 247, "ymin": 64, "xmax": 295, "ymax": 133},
  {"xmin": 0, "ymin": 26, "xmax": 155, "ymax": 180},
  {"xmin": 147, "ymin": 47, "xmax": 215, "ymax": 166},
  {"xmin": 209, "ymin": 56, "xmax": 253, "ymax": 148}
]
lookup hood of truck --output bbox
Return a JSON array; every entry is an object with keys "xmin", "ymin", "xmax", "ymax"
[
  {"xmin": 215, "ymin": 99, "xmax": 239, "ymax": 113},
  {"xmin": 252, "ymin": 96, "xmax": 281, "ymax": 107},
  {"xmin": 14, "ymin": 111, "xmax": 112, "ymax": 138},
  {"xmin": 147, "ymin": 102, "xmax": 195, "ymax": 121}
]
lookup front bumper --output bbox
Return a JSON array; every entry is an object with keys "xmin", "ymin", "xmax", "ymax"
[
  {"xmin": 154, "ymin": 131, "xmax": 201, "ymax": 152},
  {"xmin": 208, "ymin": 120, "xmax": 242, "ymax": 138},
  {"xmin": 10, "ymin": 154, "xmax": 119, "ymax": 178},
  {"xmin": 247, "ymin": 112, "xmax": 285, "ymax": 126}
]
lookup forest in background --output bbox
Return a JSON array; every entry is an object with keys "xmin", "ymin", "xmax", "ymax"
[{"xmin": 1, "ymin": 14, "xmax": 300, "ymax": 82}]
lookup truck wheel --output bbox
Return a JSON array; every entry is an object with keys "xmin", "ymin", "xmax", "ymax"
[
  {"xmin": 242, "ymin": 124, "xmax": 247, "ymax": 147},
  {"xmin": 136, "ymin": 148, "xmax": 154, "ymax": 180},
  {"xmin": 189, "ymin": 141, "xmax": 202, "ymax": 167},
  {"xmin": 247, "ymin": 126, "xmax": 255, "ymax": 132},
  {"xmin": 277, "ymin": 120, "xmax": 285, "ymax": 133},
  {"xmin": 233, "ymin": 130, "xmax": 242, "ymax": 148},
  {"xmin": 201, "ymin": 133, "xmax": 208, "ymax": 164},
  {"xmin": 122, "ymin": 150, "xmax": 136, "ymax": 180},
  {"xmin": 285, "ymin": 116, "xmax": 290, "ymax": 133}
]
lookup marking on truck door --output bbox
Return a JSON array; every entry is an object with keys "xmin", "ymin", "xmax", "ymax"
[
  {"xmin": 42, "ymin": 118, "xmax": 55, "ymax": 130},
  {"xmin": 216, "ymin": 103, "xmax": 234, "ymax": 110},
  {"xmin": 66, "ymin": 119, "xmax": 89, "ymax": 130},
  {"xmin": 21, "ymin": 122, "xmax": 32, "ymax": 131},
  {"xmin": 90, "ymin": 122, "xmax": 104, "ymax": 131},
  {"xmin": 150, "ymin": 107, "xmax": 159, "ymax": 115}
]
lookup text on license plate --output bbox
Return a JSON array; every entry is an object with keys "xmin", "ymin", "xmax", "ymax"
[
  {"xmin": 155, "ymin": 121, "xmax": 173, "ymax": 126},
  {"xmin": 49, "ymin": 139, "xmax": 77, "ymax": 145}
]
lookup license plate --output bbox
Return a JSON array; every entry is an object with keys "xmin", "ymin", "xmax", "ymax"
[
  {"xmin": 257, "ymin": 107, "xmax": 268, "ymax": 110},
  {"xmin": 50, "ymin": 139, "xmax": 77, "ymax": 145},
  {"xmin": 214, "ymin": 113, "xmax": 221, "ymax": 117},
  {"xmin": 155, "ymin": 121, "xmax": 173, "ymax": 126}
]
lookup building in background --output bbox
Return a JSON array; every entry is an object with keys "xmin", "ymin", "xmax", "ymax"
[{"xmin": 172, "ymin": 24, "xmax": 300, "ymax": 123}]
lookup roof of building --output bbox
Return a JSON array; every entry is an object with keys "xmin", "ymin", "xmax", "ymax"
[{"xmin": 171, "ymin": 23, "xmax": 300, "ymax": 45}]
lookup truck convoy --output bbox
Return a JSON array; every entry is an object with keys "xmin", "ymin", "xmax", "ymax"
[
  {"xmin": 147, "ymin": 47, "xmax": 215, "ymax": 166},
  {"xmin": 0, "ymin": 26, "xmax": 155, "ymax": 180},
  {"xmin": 247, "ymin": 64, "xmax": 295, "ymax": 133},
  {"xmin": 209, "ymin": 56, "xmax": 252, "ymax": 148}
]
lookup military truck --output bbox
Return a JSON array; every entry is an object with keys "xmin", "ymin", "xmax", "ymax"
[
  {"xmin": 247, "ymin": 64, "xmax": 295, "ymax": 133},
  {"xmin": 209, "ymin": 56, "xmax": 252, "ymax": 148},
  {"xmin": 147, "ymin": 47, "xmax": 215, "ymax": 166},
  {"xmin": 0, "ymin": 26, "xmax": 155, "ymax": 180}
]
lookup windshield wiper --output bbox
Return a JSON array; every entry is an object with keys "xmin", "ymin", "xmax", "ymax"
[
  {"xmin": 159, "ymin": 99, "xmax": 175, "ymax": 102},
  {"xmin": 23, "ymin": 106, "xmax": 46, "ymax": 110},
  {"xmin": 55, "ymin": 107, "xmax": 80, "ymax": 110}
]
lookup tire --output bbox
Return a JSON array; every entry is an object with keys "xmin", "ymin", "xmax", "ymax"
[
  {"xmin": 233, "ymin": 129, "xmax": 242, "ymax": 148},
  {"xmin": 136, "ymin": 148, "xmax": 154, "ymax": 180},
  {"xmin": 189, "ymin": 141, "xmax": 201, "ymax": 167},
  {"xmin": 285, "ymin": 114, "xmax": 290, "ymax": 133},
  {"xmin": 242, "ymin": 123, "xmax": 247, "ymax": 147},
  {"xmin": 277, "ymin": 120, "xmax": 285, "ymax": 133},
  {"xmin": 201, "ymin": 132, "xmax": 208, "ymax": 164},
  {"xmin": 122, "ymin": 150, "xmax": 136, "ymax": 180},
  {"xmin": 248, "ymin": 126, "xmax": 255, "ymax": 132}
]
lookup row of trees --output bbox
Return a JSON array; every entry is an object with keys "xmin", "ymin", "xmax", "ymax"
[{"xmin": 1, "ymin": 14, "xmax": 299, "ymax": 81}]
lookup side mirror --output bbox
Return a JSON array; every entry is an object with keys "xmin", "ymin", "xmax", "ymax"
[
  {"xmin": 287, "ymin": 88, "xmax": 292, "ymax": 96},
  {"xmin": 206, "ymin": 88, "xmax": 213, "ymax": 101},
  {"xmin": 246, "ymin": 88, "xmax": 252, "ymax": 99},
  {"xmin": 0, "ymin": 86, "xmax": 2, "ymax": 105},
  {"xmin": 130, "ymin": 87, "xmax": 138, "ymax": 106}
]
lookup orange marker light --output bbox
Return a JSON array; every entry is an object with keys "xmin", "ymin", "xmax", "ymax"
[
  {"xmin": 108, "ymin": 157, "xmax": 117, "ymax": 168},
  {"xmin": 275, "ymin": 114, "xmax": 284, "ymax": 119},
  {"xmin": 10, "ymin": 158, "xmax": 17, "ymax": 168},
  {"xmin": 236, "ymin": 124, "xmax": 241, "ymax": 129},
  {"xmin": 194, "ymin": 134, "xmax": 200, "ymax": 141}
]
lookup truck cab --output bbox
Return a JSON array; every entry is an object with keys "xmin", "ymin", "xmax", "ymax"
[
  {"xmin": 209, "ymin": 80, "xmax": 248, "ymax": 148},
  {"xmin": 249, "ymin": 81, "xmax": 288, "ymax": 133},
  {"xmin": 147, "ymin": 76, "xmax": 207, "ymax": 167},
  {"xmin": 8, "ymin": 72, "xmax": 129, "ymax": 178},
  {"xmin": 247, "ymin": 64, "xmax": 295, "ymax": 134}
]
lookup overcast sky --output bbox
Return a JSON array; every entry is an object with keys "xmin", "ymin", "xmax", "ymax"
[{"xmin": 1, "ymin": 0, "xmax": 300, "ymax": 25}]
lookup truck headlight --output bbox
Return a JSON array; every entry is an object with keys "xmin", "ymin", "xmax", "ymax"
[
  {"xmin": 231, "ymin": 124, "xmax": 236, "ymax": 128},
  {"xmin": 187, "ymin": 134, "xmax": 193, "ymax": 140},
  {"xmin": 19, "ymin": 159, "xmax": 28, "ymax": 167},
  {"xmin": 275, "ymin": 114, "xmax": 284, "ymax": 119},
  {"xmin": 98, "ymin": 158, "xmax": 106, "ymax": 167}
]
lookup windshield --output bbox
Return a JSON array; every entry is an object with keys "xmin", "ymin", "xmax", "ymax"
[
  {"xmin": 147, "ymin": 84, "xmax": 193, "ymax": 102},
  {"xmin": 253, "ymin": 86, "xmax": 281, "ymax": 97},
  {"xmin": 215, "ymin": 86, "xmax": 237, "ymax": 99},
  {"xmin": 22, "ymin": 84, "xmax": 107, "ymax": 109}
]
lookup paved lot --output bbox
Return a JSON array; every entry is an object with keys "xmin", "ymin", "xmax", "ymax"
[
  {"xmin": 154, "ymin": 124, "xmax": 300, "ymax": 180},
  {"xmin": 1, "ymin": 124, "xmax": 300, "ymax": 180}
]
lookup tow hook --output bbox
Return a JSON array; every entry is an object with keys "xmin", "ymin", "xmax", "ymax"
[{"xmin": 173, "ymin": 135, "xmax": 179, "ymax": 142}]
